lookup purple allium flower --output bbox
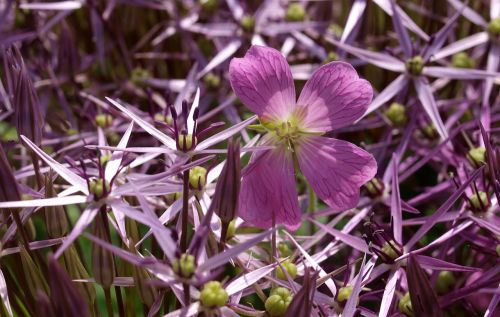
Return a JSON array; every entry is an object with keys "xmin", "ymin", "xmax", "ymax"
[{"xmin": 229, "ymin": 45, "xmax": 377, "ymax": 230}]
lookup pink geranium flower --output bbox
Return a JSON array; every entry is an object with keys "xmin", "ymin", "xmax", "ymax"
[{"xmin": 229, "ymin": 45, "xmax": 377, "ymax": 230}]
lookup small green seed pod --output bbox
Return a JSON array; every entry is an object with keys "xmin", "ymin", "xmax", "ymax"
[
  {"xmin": 276, "ymin": 259, "xmax": 297, "ymax": 280},
  {"xmin": 265, "ymin": 287, "xmax": 293, "ymax": 316},
  {"xmin": 200, "ymin": 281, "xmax": 228, "ymax": 308}
]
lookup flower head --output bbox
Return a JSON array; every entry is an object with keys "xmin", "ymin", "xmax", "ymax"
[{"xmin": 229, "ymin": 45, "xmax": 377, "ymax": 230}]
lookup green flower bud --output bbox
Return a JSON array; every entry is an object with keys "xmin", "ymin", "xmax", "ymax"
[
  {"xmin": 285, "ymin": 3, "xmax": 306, "ymax": 22},
  {"xmin": 95, "ymin": 114, "xmax": 113, "ymax": 128},
  {"xmin": 226, "ymin": 219, "xmax": 237, "ymax": 239},
  {"xmin": 276, "ymin": 259, "xmax": 297, "ymax": 280},
  {"xmin": 364, "ymin": 178, "xmax": 385, "ymax": 198},
  {"xmin": 398, "ymin": 292, "xmax": 413, "ymax": 316},
  {"xmin": 468, "ymin": 191, "xmax": 490, "ymax": 213},
  {"xmin": 189, "ymin": 166, "xmax": 207, "ymax": 190},
  {"xmin": 172, "ymin": 253, "xmax": 195, "ymax": 278},
  {"xmin": 337, "ymin": 285, "xmax": 353, "ymax": 302},
  {"xmin": 488, "ymin": 17, "xmax": 500, "ymax": 37},
  {"xmin": 278, "ymin": 242, "xmax": 292, "ymax": 257},
  {"xmin": 200, "ymin": 281, "xmax": 228, "ymax": 308},
  {"xmin": 241, "ymin": 15, "xmax": 256, "ymax": 32},
  {"xmin": 99, "ymin": 154, "xmax": 111, "ymax": 167},
  {"xmin": 328, "ymin": 23, "xmax": 343, "ymax": 37},
  {"xmin": 436, "ymin": 271, "xmax": 455, "ymax": 294},
  {"xmin": 203, "ymin": 73, "xmax": 221, "ymax": 90},
  {"xmin": 177, "ymin": 133, "xmax": 196, "ymax": 151},
  {"xmin": 467, "ymin": 147, "xmax": 486, "ymax": 168},
  {"xmin": 382, "ymin": 240, "xmax": 402, "ymax": 261},
  {"xmin": 165, "ymin": 192, "xmax": 182, "ymax": 205},
  {"xmin": 200, "ymin": 0, "xmax": 218, "ymax": 13},
  {"xmin": 405, "ymin": 55, "xmax": 424, "ymax": 76},
  {"xmin": 265, "ymin": 287, "xmax": 293, "ymax": 316},
  {"xmin": 89, "ymin": 178, "xmax": 110, "ymax": 199},
  {"xmin": 20, "ymin": 245, "xmax": 48, "ymax": 298},
  {"xmin": 452, "ymin": 52, "xmax": 475, "ymax": 69},
  {"xmin": 496, "ymin": 244, "xmax": 500, "ymax": 257},
  {"xmin": 131, "ymin": 67, "xmax": 150, "ymax": 86},
  {"xmin": 66, "ymin": 128, "xmax": 78, "ymax": 136},
  {"xmin": 92, "ymin": 214, "xmax": 115, "ymax": 288},
  {"xmin": 154, "ymin": 113, "xmax": 173, "ymax": 125},
  {"xmin": 422, "ymin": 123, "xmax": 438, "ymax": 139},
  {"xmin": 323, "ymin": 51, "xmax": 339, "ymax": 64},
  {"xmin": 384, "ymin": 102, "xmax": 407, "ymax": 127}
]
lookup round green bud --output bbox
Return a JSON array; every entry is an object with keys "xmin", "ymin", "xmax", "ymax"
[
  {"xmin": 382, "ymin": 240, "xmax": 402, "ymax": 261},
  {"xmin": 200, "ymin": 0, "xmax": 218, "ymax": 13},
  {"xmin": 89, "ymin": 179, "xmax": 110, "ymax": 198},
  {"xmin": 66, "ymin": 128, "xmax": 78, "ymax": 136},
  {"xmin": 328, "ymin": 23, "xmax": 343, "ymax": 37},
  {"xmin": 405, "ymin": 55, "xmax": 424, "ymax": 76},
  {"xmin": 200, "ymin": 281, "xmax": 228, "ymax": 308},
  {"xmin": 337, "ymin": 285, "xmax": 353, "ymax": 302},
  {"xmin": 399, "ymin": 293, "xmax": 413, "ymax": 316},
  {"xmin": 95, "ymin": 114, "xmax": 113, "ymax": 128},
  {"xmin": 241, "ymin": 15, "xmax": 256, "ymax": 32},
  {"xmin": 189, "ymin": 166, "xmax": 207, "ymax": 190},
  {"xmin": 99, "ymin": 154, "xmax": 111, "ymax": 167},
  {"xmin": 278, "ymin": 242, "xmax": 292, "ymax": 257},
  {"xmin": 467, "ymin": 147, "xmax": 486, "ymax": 167},
  {"xmin": 496, "ymin": 244, "xmax": 500, "ymax": 257},
  {"xmin": 422, "ymin": 124, "xmax": 437, "ymax": 139},
  {"xmin": 165, "ymin": 192, "xmax": 182, "ymax": 205},
  {"xmin": 276, "ymin": 259, "xmax": 297, "ymax": 280},
  {"xmin": 265, "ymin": 288, "xmax": 293, "ymax": 316},
  {"xmin": 452, "ymin": 52, "xmax": 475, "ymax": 69},
  {"xmin": 488, "ymin": 17, "xmax": 500, "ymax": 37},
  {"xmin": 226, "ymin": 219, "xmax": 237, "ymax": 239},
  {"xmin": 285, "ymin": 3, "xmax": 306, "ymax": 22},
  {"xmin": 203, "ymin": 73, "xmax": 221, "ymax": 91},
  {"xmin": 436, "ymin": 271, "xmax": 455, "ymax": 294},
  {"xmin": 154, "ymin": 113, "xmax": 173, "ymax": 125},
  {"xmin": 177, "ymin": 134, "xmax": 196, "ymax": 151},
  {"xmin": 468, "ymin": 191, "xmax": 490, "ymax": 213},
  {"xmin": 323, "ymin": 51, "xmax": 339, "ymax": 64},
  {"xmin": 131, "ymin": 67, "xmax": 150, "ymax": 85},
  {"xmin": 364, "ymin": 178, "xmax": 384, "ymax": 198},
  {"xmin": 384, "ymin": 102, "xmax": 407, "ymax": 127},
  {"xmin": 172, "ymin": 253, "xmax": 195, "ymax": 278}
]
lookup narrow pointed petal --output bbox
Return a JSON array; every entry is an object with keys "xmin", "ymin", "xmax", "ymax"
[
  {"xmin": 483, "ymin": 44, "xmax": 500, "ymax": 108},
  {"xmin": 341, "ymin": 0, "xmax": 367, "ymax": 43},
  {"xmin": 225, "ymin": 0, "xmax": 244, "ymax": 20},
  {"xmin": 362, "ymin": 74, "xmax": 408, "ymax": 118},
  {"xmin": 390, "ymin": 0, "xmax": 412, "ymax": 58},
  {"xmin": 379, "ymin": 269, "xmax": 401, "ymax": 317},
  {"xmin": 0, "ymin": 195, "xmax": 87, "ymax": 209},
  {"xmin": 21, "ymin": 135, "xmax": 89, "ymax": 194},
  {"xmin": 106, "ymin": 97, "xmax": 177, "ymax": 150},
  {"xmin": 422, "ymin": 8, "xmax": 463, "ymax": 61},
  {"xmin": 297, "ymin": 62, "xmax": 373, "ymax": 132},
  {"xmin": 229, "ymin": 45, "xmax": 296, "ymax": 121},
  {"xmin": 195, "ymin": 115, "xmax": 257, "ymax": 151},
  {"xmin": 198, "ymin": 40, "xmax": 242, "ymax": 78},
  {"xmin": 413, "ymin": 78, "xmax": 448, "ymax": 140},
  {"xmin": 297, "ymin": 136, "xmax": 376, "ymax": 211},
  {"xmin": 492, "ymin": 0, "xmax": 500, "ymax": 20},
  {"xmin": 239, "ymin": 148, "xmax": 301, "ymax": 230},
  {"xmin": 19, "ymin": 1, "xmax": 82, "ymax": 10},
  {"xmin": 431, "ymin": 32, "xmax": 489, "ymax": 61},
  {"xmin": 415, "ymin": 255, "xmax": 479, "ymax": 272},
  {"xmin": 0, "ymin": 270, "xmax": 13, "ymax": 317},
  {"xmin": 391, "ymin": 155, "xmax": 403, "ymax": 244},
  {"xmin": 104, "ymin": 122, "xmax": 134, "ymax": 182},
  {"xmin": 448, "ymin": 0, "xmax": 488, "ymax": 27},
  {"xmin": 225, "ymin": 262, "xmax": 278, "ymax": 295},
  {"xmin": 54, "ymin": 205, "xmax": 100, "ymax": 258},
  {"xmin": 423, "ymin": 66, "xmax": 499, "ymax": 80},
  {"xmin": 310, "ymin": 219, "xmax": 370, "ymax": 253}
]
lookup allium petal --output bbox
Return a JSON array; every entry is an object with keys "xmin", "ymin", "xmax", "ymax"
[
  {"xmin": 229, "ymin": 45, "xmax": 296, "ymax": 121},
  {"xmin": 297, "ymin": 136, "xmax": 376, "ymax": 211},
  {"xmin": 297, "ymin": 62, "xmax": 373, "ymax": 132},
  {"xmin": 239, "ymin": 147, "xmax": 301, "ymax": 230}
]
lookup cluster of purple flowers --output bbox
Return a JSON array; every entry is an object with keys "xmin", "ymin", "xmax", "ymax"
[{"xmin": 0, "ymin": 0, "xmax": 499, "ymax": 316}]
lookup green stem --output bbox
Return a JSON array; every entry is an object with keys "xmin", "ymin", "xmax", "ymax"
[
  {"xmin": 103, "ymin": 287, "xmax": 114, "ymax": 317},
  {"xmin": 308, "ymin": 186, "xmax": 317, "ymax": 235},
  {"xmin": 181, "ymin": 170, "xmax": 190, "ymax": 252}
]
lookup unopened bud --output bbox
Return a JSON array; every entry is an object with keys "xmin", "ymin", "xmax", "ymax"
[
  {"xmin": 203, "ymin": 73, "xmax": 221, "ymax": 90},
  {"xmin": 278, "ymin": 242, "xmax": 292, "ymax": 257},
  {"xmin": 421, "ymin": 123, "xmax": 438, "ymax": 139},
  {"xmin": 99, "ymin": 154, "xmax": 111, "ymax": 167},
  {"xmin": 20, "ymin": 245, "xmax": 49, "ymax": 298},
  {"xmin": 133, "ymin": 265, "xmax": 158, "ymax": 307},
  {"xmin": 92, "ymin": 215, "xmax": 115, "ymax": 288},
  {"xmin": 95, "ymin": 114, "xmax": 113, "ymax": 128},
  {"xmin": 241, "ymin": 15, "xmax": 256, "ymax": 32},
  {"xmin": 467, "ymin": 147, "xmax": 486, "ymax": 168},
  {"xmin": 276, "ymin": 259, "xmax": 297, "ymax": 280},
  {"xmin": 200, "ymin": 281, "xmax": 228, "ymax": 308},
  {"xmin": 452, "ymin": 52, "xmax": 475, "ymax": 69},
  {"xmin": 323, "ymin": 51, "xmax": 339, "ymax": 64},
  {"xmin": 468, "ymin": 191, "xmax": 490, "ymax": 213},
  {"xmin": 265, "ymin": 287, "xmax": 293, "ymax": 316},
  {"xmin": 131, "ymin": 67, "xmax": 150, "ymax": 86},
  {"xmin": 384, "ymin": 102, "xmax": 407, "ymax": 127},
  {"xmin": 172, "ymin": 253, "xmax": 195, "ymax": 278},
  {"xmin": 285, "ymin": 3, "xmax": 306, "ymax": 22},
  {"xmin": 62, "ymin": 246, "xmax": 97, "ymax": 306},
  {"xmin": 165, "ymin": 192, "xmax": 182, "ymax": 205},
  {"xmin": 405, "ymin": 55, "xmax": 424, "ymax": 76},
  {"xmin": 337, "ymin": 285, "xmax": 353, "ymax": 302},
  {"xmin": 44, "ymin": 175, "xmax": 69, "ymax": 238},
  {"xmin": 398, "ymin": 292, "xmax": 413, "ymax": 316},
  {"xmin": 488, "ymin": 17, "xmax": 500, "ymax": 37},
  {"xmin": 200, "ymin": 0, "xmax": 218, "ymax": 13},
  {"xmin": 436, "ymin": 271, "xmax": 455, "ymax": 294},
  {"xmin": 89, "ymin": 178, "xmax": 110, "ymax": 199},
  {"xmin": 189, "ymin": 166, "xmax": 207, "ymax": 190}
]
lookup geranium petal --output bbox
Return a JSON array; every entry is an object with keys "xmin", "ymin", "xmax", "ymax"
[
  {"xmin": 229, "ymin": 45, "xmax": 296, "ymax": 121},
  {"xmin": 239, "ymin": 147, "xmax": 301, "ymax": 230},
  {"xmin": 297, "ymin": 136, "xmax": 376, "ymax": 210},
  {"xmin": 297, "ymin": 62, "xmax": 373, "ymax": 132}
]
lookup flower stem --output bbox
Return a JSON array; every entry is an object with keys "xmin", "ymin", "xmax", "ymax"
[
  {"xmin": 103, "ymin": 287, "xmax": 113, "ymax": 317},
  {"xmin": 181, "ymin": 169, "xmax": 190, "ymax": 252},
  {"xmin": 219, "ymin": 221, "xmax": 228, "ymax": 253}
]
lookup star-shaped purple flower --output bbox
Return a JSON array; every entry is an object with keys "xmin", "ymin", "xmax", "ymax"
[{"xmin": 229, "ymin": 45, "xmax": 377, "ymax": 230}]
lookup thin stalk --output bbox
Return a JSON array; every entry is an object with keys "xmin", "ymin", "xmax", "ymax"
[
  {"xmin": 103, "ymin": 287, "xmax": 114, "ymax": 317},
  {"xmin": 218, "ymin": 221, "xmax": 228, "ymax": 253},
  {"xmin": 181, "ymin": 169, "xmax": 190, "ymax": 252},
  {"xmin": 115, "ymin": 285, "xmax": 124, "ymax": 317}
]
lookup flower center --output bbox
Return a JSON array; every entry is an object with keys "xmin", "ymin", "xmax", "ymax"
[{"xmin": 263, "ymin": 118, "xmax": 304, "ymax": 151}]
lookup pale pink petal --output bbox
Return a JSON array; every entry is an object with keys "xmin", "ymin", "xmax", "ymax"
[
  {"xmin": 297, "ymin": 136, "xmax": 376, "ymax": 210},
  {"xmin": 229, "ymin": 45, "xmax": 296, "ymax": 121},
  {"xmin": 239, "ymin": 147, "xmax": 301, "ymax": 230},
  {"xmin": 297, "ymin": 62, "xmax": 373, "ymax": 132}
]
